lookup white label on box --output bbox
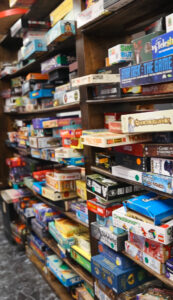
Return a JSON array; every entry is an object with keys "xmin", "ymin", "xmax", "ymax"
[
  {"xmin": 121, "ymin": 109, "xmax": 173, "ymax": 133},
  {"xmin": 77, "ymin": 0, "xmax": 105, "ymax": 28},
  {"xmin": 143, "ymin": 252, "xmax": 165, "ymax": 274},
  {"xmin": 63, "ymin": 89, "xmax": 80, "ymax": 104},
  {"xmin": 72, "ymin": 74, "xmax": 120, "ymax": 87},
  {"xmin": 112, "ymin": 165, "xmax": 143, "ymax": 183},
  {"xmin": 113, "ymin": 207, "xmax": 173, "ymax": 245}
]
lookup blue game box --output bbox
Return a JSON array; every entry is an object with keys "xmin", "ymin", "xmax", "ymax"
[
  {"xmin": 123, "ymin": 192, "xmax": 173, "ymax": 225},
  {"xmin": 120, "ymin": 55, "xmax": 173, "ymax": 88}
]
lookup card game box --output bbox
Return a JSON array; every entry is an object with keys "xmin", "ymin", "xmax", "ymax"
[
  {"xmin": 91, "ymin": 254, "xmax": 148, "ymax": 294},
  {"xmin": 72, "ymin": 74, "xmax": 120, "ymax": 87},
  {"xmin": 121, "ymin": 109, "xmax": 173, "ymax": 133},
  {"xmin": 114, "ymin": 152, "xmax": 150, "ymax": 172},
  {"xmin": 24, "ymin": 40, "xmax": 47, "ymax": 60},
  {"xmin": 98, "ymin": 241, "xmax": 134, "ymax": 269},
  {"xmin": 123, "ymin": 192, "xmax": 173, "ymax": 225},
  {"xmin": 108, "ymin": 44, "xmax": 133, "ymax": 64},
  {"xmin": 132, "ymin": 31, "xmax": 164, "ymax": 64},
  {"xmin": 142, "ymin": 82, "xmax": 173, "ymax": 95},
  {"xmin": 112, "ymin": 206, "xmax": 173, "ymax": 245},
  {"xmin": 86, "ymin": 173, "xmax": 134, "ymax": 201},
  {"xmin": 142, "ymin": 172, "xmax": 173, "ymax": 194},
  {"xmin": 46, "ymin": 20, "xmax": 76, "ymax": 46},
  {"xmin": 120, "ymin": 55, "xmax": 173, "ymax": 88},
  {"xmin": 144, "ymin": 144, "xmax": 173, "ymax": 157},
  {"xmin": 87, "ymin": 199, "xmax": 122, "ymax": 217},
  {"xmin": 95, "ymin": 152, "xmax": 116, "ymax": 172},
  {"xmin": 151, "ymin": 157, "xmax": 173, "ymax": 177},
  {"xmin": 91, "ymin": 222, "xmax": 127, "ymax": 251},
  {"xmin": 152, "ymin": 31, "xmax": 173, "ymax": 59},
  {"xmin": 81, "ymin": 131, "xmax": 151, "ymax": 148},
  {"xmin": 112, "ymin": 165, "xmax": 143, "ymax": 183},
  {"xmin": 125, "ymin": 241, "xmax": 143, "ymax": 262},
  {"xmin": 70, "ymin": 245, "xmax": 91, "ymax": 273}
]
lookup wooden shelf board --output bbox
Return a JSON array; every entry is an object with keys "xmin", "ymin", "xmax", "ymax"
[
  {"xmin": 1, "ymin": 36, "xmax": 75, "ymax": 77},
  {"xmin": 123, "ymin": 251, "xmax": 173, "ymax": 288},
  {"xmin": 26, "ymin": 186, "xmax": 89, "ymax": 228},
  {"xmin": 81, "ymin": 0, "xmax": 173, "ymax": 37},
  {"xmin": 42, "ymin": 237, "xmax": 93, "ymax": 286},
  {"xmin": 91, "ymin": 166, "xmax": 173, "ymax": 199},
  {"xmin": 5, "ymin": 103, "xmax": 80, "ymax": 116},
  {"xmin": 26, "ymin": 248, "xmax": 72, "ymax": 300},
  {"xmin": 86, "ymin": 93, "xmax": 173, "ymax": 104}
]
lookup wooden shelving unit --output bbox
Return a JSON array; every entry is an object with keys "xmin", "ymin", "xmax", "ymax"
[
  {"xmin": 123, "ymin": 251, "xmax": 173, "ymax": 288},
  {"xmin": 2, "ymin": 0, "xmax": 173, "ymax": 297},
  {"xmin": 26, "ymin": 247, "xmax": 73, "ymax": 300},
  {"xmin": 91, "ymin": 166, "xmax": 173, "ymax": 199},
  {"xmin": 26, "ymin": 186, "xmax": 89, "ymax": 228},
  {"xmin": 4, "ymin": 102, "xmax": 80, "ymax": 116},
  {"xmin": 42, "ymin": 236, "xmax": 93, "ymax": 286}
]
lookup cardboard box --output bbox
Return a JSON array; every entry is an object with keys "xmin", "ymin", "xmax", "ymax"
[
  {"xmin": 72, "ymin": 74, "xmax": 120, "ymax": 87},
  {"xmin": 166, "ymin": 13, "xmax": 173, "ymax": 32},
  {"xmin": 121, "ymin": 109, "xmax": 173, "ymax": 133},
  {"xmin": 90, "ymin": 83, "xmax": 121, "ymax": 99},
  {"xmin": 42, "ymin": 186, "xmax": 76, "ymax": 201},
  {"xmin": 55, "ymin": 147, "xmax": 81, "ymax": 159},
  {"xmin": 32, "ymin": 118, "xmax": 52, "ymax": 129},
  {"xmin": 76, "ymin": 287, "xmax": 93, "ymax": 300},
  {"xmin": 94, "ymin": 279, "xmax": 117, "ymax": 300},
  {"xmin": 41, "ymin": 55, "xmax": 68, "ymax": 74},
  {"xmin": 143, "ymin": 252, "xmax": 165, "ymax": 274},
  {"xmin": 60, "ymin": 129, "xmax": 82, "ymax": 139},
  {"xmin": 166, "ymin": 258, "xmax": 173, "ymax": 280},
  {"xmin": 142, "ymin": 82, "xmax": 173, "ymax": 95},
  {"xmin": 87, "ymin": 199, "xmax": 122, "ymax": 217},
  {"xmin": 91, "ymin": 222, "xmax": 127, "ymax": 251},
  {"xmin": 43, "ymin": 117, "xmax": 81, "ymax": 128},
  {"xmin": 142, "ymin": 172, "xmax": 173, "ymax": 194},
  {"xmin": 108, "ymin": 44, "xmax": 133, "ymax": 64},
  {"xmin": 10, "ymin": 19, "xmax": 50, "ymax": 37},
  {"xmin": 152, "ymin": 132, "xmax": 173, "ymax": 144},
  {"xmin": 98, "ymin": 241, "xmax": 134, "ymax": 269},
  {"xmin": 125, "ymin": 241, "xmax": 143, "ymax": 262},
  {"xmin": 108, "ymin": 121, "xmax": 122, "ymax": 134},
  {"xmin": 120, "ymin": 55, "xmax": 173, "ymax": 88},
  {"xmin": 50, "ymin": 0, "xmax": 73, "ymax": 26},
  {"xmin": 87, "ymin": 173, "xmax": 134, "ymax": 201},
  {"xmin": 91, "ymin": 254, "xmax": 148, "ymax": 294},
  {"xmin": 46, "ymin": 254, "xmax": 82, "ymax": 287},
  {"xmin": 152, "ymin": 31, "xmax": 173, "ymax": 59},
  {"xmin": 132, "ymin": 31, "xmax": 164, "ymax": 64},
  {"xmin": 123, "ymin": 192, "xmax": 173, "ymax": 226},
  {"xmin": 114, "ymin": 152, "xmax": 150, "ymax": 172},
  {"xmin": 77, "ymin": 0, "xmax": 108, "ymax": 28},
  {"xmin": 151, "ymin": 157, "xmax": 173, "ymax": 177},
  {"xmin": 112, "ymin": 165, "xmax": 143, "ymax": 183},
  {"xmin": 46, "ymin": 173, "xmax": 76, "ymax": 192},
  {"xmin": 29, "ymin": 89, "xmax": 54, "ymax": 99},
  {"xmin": 63, "ymin": 89, "xmax": 80, "ymax": 104},
  {"xmin": 112, "ymin": 206, "xmax": 173, "ymax": 245},
  {"xmin": 26, "ymin": 73, "xmax": 49, "ymax": 81},
  {"xmin": 144, "ymin": 144, "xmax": 173, "ymax": 157},
  {"xmin": 95, "ymin": 152, "xmax": 116, "ymax": 172},
  {"xmin": 48, "ymin": 222, "xmax": 75, "ymax": 250},
  {"xmin": 115, "ymin": 143, "xmax": 146, "ymax": 157},
  {"xmin": 31, "ymin": 148, "xmax": 41, "ymax": 158},
  {"xmin": 76, "ymin": 180, "xmax": 87, "ymax": 200},
  {"xmin": 24, "ymin": 39, "xmax": 47, "ymax": 60},
  {"xmin": 82, "ymin": 131, "xmax": 151, "ymax": 148},
  {"xmin": 46, "ymin": 20, "xmax": 76, "ymax": 46},
  {"xmin": 29, "ymin": 137, "xmax": 61, "ymax": 148},
  {"xmin": 144, "ymin": 237, "xmax": 172, "ymax": 263},
  {"xmin": 70, "ymin": 245, "xmax": 91, "ymax": 273}
]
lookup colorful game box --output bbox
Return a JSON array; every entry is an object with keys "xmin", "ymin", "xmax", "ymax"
[
  {"xmin": 123, "ymin": 192, "xmax": 173, "ymax": 225},
  {"xmin": 46, "ymin": 20, "xmax": 76, "ymax": 46},
  {"xmin": 108, "ymin": 44, "xmax": 133, "ymax": 64},
  {"xmin": 91, "ymin": 254, "xmax": 148, "ymax": 294},
  {"xmin": 152, "ymin": 31, "xmax": 173, "ymax": 59},
  {"xmin": 144, "ymin": 144, "xmax": 173, "ymax": 158},
  {"xmin": 125, "ymin": 241, "xmax": 143, "ymax": 262},
  {"xmin": 70, "ymin": 245, "xmax": 91, "ymax": 273},
  {"xmin": 91, "ymin": 222, "xmax": 127, "ymax": 251},
  {"xmin": 112, "ymin": 206, "xmax": 173, "ymax": 245},
  {"xmin": 24, "ymin": 39, "xmax": 47, "ymax": 60},
  {"xmin": 121, "ymin": 109, "xmax": 173, "ymax": 133},
  {"xmin": 112, "ymin": 165, "xmax": 143, "ymax": 183},
  {"xmin": 142, "ymin": 172, "xmax": 173, "ymax": 194},
  {"xmin": 114, "ymin": 152, "xmax": 150, "ymax": 172},
  {"xmin": 151, "ymin": 157, "xmax": 173, "ymax": 177},
  {"xmin": 120, "ymin": 55, "xmax": 173, "ymax": 88}
]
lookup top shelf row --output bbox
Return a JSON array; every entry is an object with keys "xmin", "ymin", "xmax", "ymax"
[{"xmin": 2, "ymin": 0, "xmax": 173, "ymax": 48}]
